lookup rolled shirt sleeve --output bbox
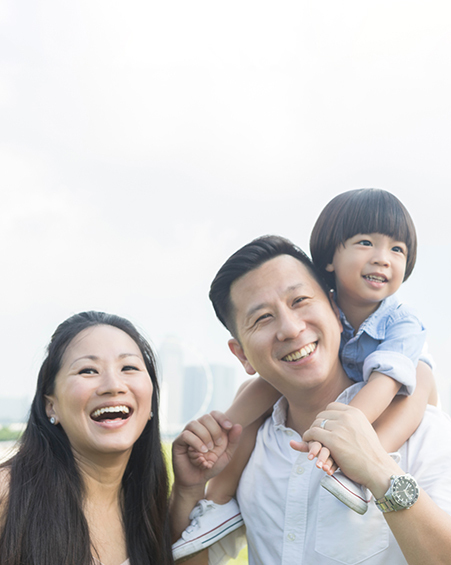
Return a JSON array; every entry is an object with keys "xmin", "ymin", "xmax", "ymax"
[
  {"xmin": 361, "ymin": 314, "xmax": 427, "ymax": 395},
  {"xmin": 340, "ymin": 297, "xmax": 427, "ymax": 394}
]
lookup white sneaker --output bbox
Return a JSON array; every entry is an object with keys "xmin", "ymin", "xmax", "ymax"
[
  {"xmin": 321, "ymin": 471, "xmax": 372, "ymax": 515},
  {"xmin": 172, "ymin": 498, "xmax": 244, "ymax": 561}
]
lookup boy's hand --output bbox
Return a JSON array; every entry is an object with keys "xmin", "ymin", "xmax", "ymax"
[{"xmin": 290, "ymin": 439, "xmax": 338, "ymax": 475}]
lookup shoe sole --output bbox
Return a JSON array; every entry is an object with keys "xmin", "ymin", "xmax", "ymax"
[
  {"xmin": 321, "ymin": 475, "xmax": 369, "ymax": 515},
  {"xmin": 173, "ymin": 514, "xmax": 244, "ymax": 560}
]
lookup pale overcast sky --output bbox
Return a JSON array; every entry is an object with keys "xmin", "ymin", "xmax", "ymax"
[{"xmin": 1, "ymin": 1, "xmax": 451, "ymax": 412}]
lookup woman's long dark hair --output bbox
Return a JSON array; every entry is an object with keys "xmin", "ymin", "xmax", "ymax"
[{"xmin": 0, "ymin": 311, "xmax": 173, "ymax": 565}]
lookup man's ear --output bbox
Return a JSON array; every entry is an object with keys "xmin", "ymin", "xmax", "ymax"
[
  {"xmin": 44, "ymin": 395, "xmax": 58, "ymax": 423},
  {"xmin": 228, "ymin": 338, "xmax": 256, "ymax": 375}
]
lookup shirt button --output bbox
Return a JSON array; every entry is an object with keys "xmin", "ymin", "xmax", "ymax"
[
  {"xmin": 287, "ymin": 533, "xmax": 296, "ymax": 541},
  {"xmin": 285, "ymin": 430, "xmax": 294, "ymax": 437},
  {"xmin": 296, "ymin": 466, "xmax": 305, "ymax": 475}
]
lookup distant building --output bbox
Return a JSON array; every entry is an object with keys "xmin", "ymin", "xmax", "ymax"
[
  {"xmin": 159, "ymin": 336, "xmax": 185, "ymax": 436},
  {"xmin": 158, "ymin": 336, "xmax": 239, "ymax": 438},
  {"xmin": 182, "ymin": 364, "xmax": 237, "ymax": 424}
]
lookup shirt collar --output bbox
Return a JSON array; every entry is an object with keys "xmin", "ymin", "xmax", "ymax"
[
  {"xmin": 338, "ymin": 294, "xmax": 400, "ymax": 339},
  {"xmin": 271, "ymin": 382, "xmax": 365, "ymax": 429}
]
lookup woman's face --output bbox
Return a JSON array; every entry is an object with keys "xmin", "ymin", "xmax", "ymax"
[{"xmin": 45, "ymin": 324, "xmax": 153, "ymax": 463}]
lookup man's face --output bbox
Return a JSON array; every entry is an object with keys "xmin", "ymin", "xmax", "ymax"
[{"xmin": 228, "ymin": 255, "xmax": 344, "ymax": 399}]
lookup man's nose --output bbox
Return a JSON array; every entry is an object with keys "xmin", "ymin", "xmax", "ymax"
[{"xmin": 276, "ymin": 311, "xmax": 306, "ymax": 341}]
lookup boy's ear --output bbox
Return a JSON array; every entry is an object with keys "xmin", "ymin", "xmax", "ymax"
[
  {"xmin": 228, "ymin": 338, "xmax": 257, "ymax": 376},
  {"xmin": 325, "ymin": 263, "xmax": 334, "ymax": 272}
]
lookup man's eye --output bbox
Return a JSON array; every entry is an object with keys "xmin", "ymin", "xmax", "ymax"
[
  {"xmin": 79, "ymin": 368, "xmax": 97, "ymax": 375},
  {"xmin": 255, "ymin": 313, "xmax": 271, "ymax": 324},
  {"xmin": 293, "ymin": 297, "xmax": 306, "ymax": 305}
]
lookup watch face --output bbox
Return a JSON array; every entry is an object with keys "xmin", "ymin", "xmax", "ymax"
[{"xmin": 393, "ymin": 475, "xmax": 419, "ymax": 507}]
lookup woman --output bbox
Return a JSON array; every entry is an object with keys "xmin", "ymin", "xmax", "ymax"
[{"xmin": 0, "ymin": 311, "xmax": 173, "ymax": 565}]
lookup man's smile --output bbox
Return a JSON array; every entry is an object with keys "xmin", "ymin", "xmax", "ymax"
[{"xmin": 281, "ymin": 342, "xmax": 317, "ymax": 362}]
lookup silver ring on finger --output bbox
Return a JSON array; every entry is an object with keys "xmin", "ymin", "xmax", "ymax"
[{"xmin": 320, "ymin": 419, "xmax": 329, "ymax": 430}]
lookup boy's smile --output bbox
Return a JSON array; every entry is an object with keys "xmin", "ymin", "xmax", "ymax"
[{"xmin": 326, "ymin": 233, "xmax": 407, "ymax": 327}]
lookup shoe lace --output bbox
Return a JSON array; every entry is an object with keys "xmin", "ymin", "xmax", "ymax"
[{"xmin": 185, "ymin": 500, "xmax": 216, "ymax": 534}]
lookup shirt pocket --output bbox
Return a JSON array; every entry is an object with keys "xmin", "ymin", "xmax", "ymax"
[{"xmin": 315, "ymin": 487, "xmax": 389, "ymax": 564}]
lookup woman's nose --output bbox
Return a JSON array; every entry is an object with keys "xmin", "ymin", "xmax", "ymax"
[{"xmin": 97, "ymin": 369, "xmax": 127, "ymax": 395}]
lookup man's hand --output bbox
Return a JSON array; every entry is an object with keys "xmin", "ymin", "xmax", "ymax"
[
  {"xmin": 298, "ymin": 403, "xmax": 399, "ymax": 494},
  {"xmin": 172, "ymin": 411, "xmax": 243, "ymax": 490}
]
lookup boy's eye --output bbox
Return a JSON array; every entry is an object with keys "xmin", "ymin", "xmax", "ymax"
[
  {"xmin": 392, "ymin": 245, "xmax": 405, "ymax": 254},
  {"xmin": 357, "ymin": 240, "xmax": 372, "ymax": 246}
]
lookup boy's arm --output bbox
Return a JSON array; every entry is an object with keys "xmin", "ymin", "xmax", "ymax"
[
  {"xmin": 349, "ymin": 371, "xmax": 401, "ymax": 423},
  {"xmin": 225, "ymin": 376, "xmax": 281, "ymax": 427}
]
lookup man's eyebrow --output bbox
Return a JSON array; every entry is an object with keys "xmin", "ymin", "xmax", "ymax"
[{"xmin": 244, "ymin": 283, "xmax": 306, "ymax": 320}]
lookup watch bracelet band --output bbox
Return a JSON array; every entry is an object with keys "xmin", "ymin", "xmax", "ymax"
[
  {"xmin": 375, "ymin": 474, "xmax": 419, "ymax": 513},
  {"xmin": 375, "ymin": 497, "xmax": 403, "ymax": 512}
]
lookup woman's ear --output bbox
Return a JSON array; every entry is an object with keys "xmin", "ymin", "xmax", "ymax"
[
  {"xmin": 44, "ymin": 396, "xmax": 58, "ymax": 424},
  {"xmin": 228, "ymin": 339, "xmax": 256, "ymax": 376}
]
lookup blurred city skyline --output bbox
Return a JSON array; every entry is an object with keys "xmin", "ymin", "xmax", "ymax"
[{"xmin": 1, "ymin": 2, "xmax": 451, "ymax": 420}]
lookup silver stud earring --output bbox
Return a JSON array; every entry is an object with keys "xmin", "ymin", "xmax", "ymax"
[
  {"xmin": 149, "ymin": 411, "xmax": 154, "ymax": 420},
  {"xmin": 50, "ymin": 416, "xmax": 56, "ymax": 425}
]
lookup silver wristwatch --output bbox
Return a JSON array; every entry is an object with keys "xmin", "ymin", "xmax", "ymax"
[{"xmin": 375, "ymin": 474, "xmax": 419, "ymax": 512}]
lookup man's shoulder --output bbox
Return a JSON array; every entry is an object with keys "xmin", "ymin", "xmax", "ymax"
[
  {"xmin": 402, "ymin": 406, "xmax": 451, "ymax": 468},
  {"xmin": 411, "ymin": 405, "xmax": 451, "ymax": 438}
]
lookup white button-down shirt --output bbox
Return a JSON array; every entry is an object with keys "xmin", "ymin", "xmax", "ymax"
[{"xmin": 209, "ymin": 383, "xmax": 451, "ymax": 565}]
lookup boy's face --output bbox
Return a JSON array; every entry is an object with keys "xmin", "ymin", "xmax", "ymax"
[{"xmin": 326, "ymin": 233, "xmax": 407, "ymax": 312}]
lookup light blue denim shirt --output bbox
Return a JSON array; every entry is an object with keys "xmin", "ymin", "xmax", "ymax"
[{"xmin": 338, "ymin": 294, "xmax": 427, "ymax": 395}]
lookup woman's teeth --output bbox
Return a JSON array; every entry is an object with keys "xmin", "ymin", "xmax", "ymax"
[
  {"xmin": 91, "ymin": 405, "xmax": 130, "ymax": 420},
  {"xmin": 283, "ymin": 342, "xmax": 317, "ymax": 362}
]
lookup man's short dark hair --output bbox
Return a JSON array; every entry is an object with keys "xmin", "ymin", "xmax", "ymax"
[
  {"xmin": 310, "ymin": 188, "xmax": 417, "ymax": 289},
  {"xmin": 209, "ymin": 235, "xmax": 330, "ymax": 337}
]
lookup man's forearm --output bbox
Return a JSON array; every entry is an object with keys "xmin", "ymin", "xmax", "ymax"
[{"xmin": 170, "ymin": 482, "xmax": 206, "ymax": 542}]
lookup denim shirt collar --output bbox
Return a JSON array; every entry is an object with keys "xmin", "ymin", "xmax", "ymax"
[{"xmin": 337, "ymin": 294, "xmax": 400, "ymax": 340}]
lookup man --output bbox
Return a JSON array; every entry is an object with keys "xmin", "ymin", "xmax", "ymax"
[{"xmin": 171, "ymin": 235, "xmax": 451, "ymax": 564}]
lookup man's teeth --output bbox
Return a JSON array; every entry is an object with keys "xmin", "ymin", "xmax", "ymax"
[
  {"xmin": 364, "ymin": 275, "xmax": 387, "ymax": 282},
  {"xmin": 283, "ymin": 342, "xmax": 317, "ymax": 362},
  {"xmin": 91, "ymin": 405, "xmax": 130, "ymax": 419}
]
